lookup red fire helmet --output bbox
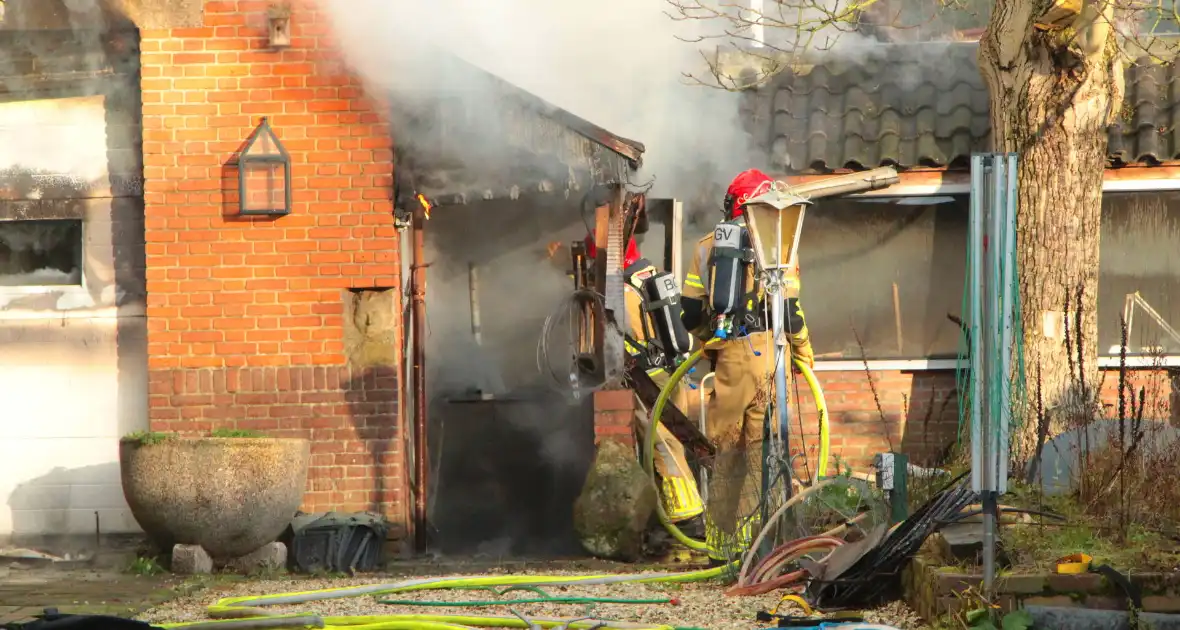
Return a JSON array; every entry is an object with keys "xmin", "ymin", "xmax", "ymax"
[
  {"xmin": 724, "ymin": 168, "xmax": 775, "ymax": 218},
  {"xmin": 584, "ymin": 234, "xmax": 640, "ymax": 268}
]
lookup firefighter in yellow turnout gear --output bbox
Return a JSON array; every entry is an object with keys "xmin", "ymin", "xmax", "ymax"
[
  {"xmin": 583, "ymin": 234, "xmax": 707, "ymax": 535},
  {"xmin": 680, "ymin": 169, "xmax": 815, "ymax": 561}
]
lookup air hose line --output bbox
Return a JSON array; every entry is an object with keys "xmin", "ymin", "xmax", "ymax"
[
  {"xmin": 646, "ymin": 341, "xmax": 831, "ymax": 554},
  {"xmin": 377, "ymin": 596, "xmax": 675, "ymax": 607},
  {"xmin": 160, "ymin": 569, "xmax": 737, "ymax": 630},
  {"xmin": 378, "ymin": 585, "xmax": 676, "ymax": 607}
]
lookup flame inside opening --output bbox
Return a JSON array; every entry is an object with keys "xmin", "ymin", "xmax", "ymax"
[{"xmin": 416, "ymin": 193, "xmax": 432, "ymax": 219}]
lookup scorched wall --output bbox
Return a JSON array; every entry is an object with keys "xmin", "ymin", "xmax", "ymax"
[{"xmin": 139, "ymin": 0, "xmax": 405, "ymax": 532}]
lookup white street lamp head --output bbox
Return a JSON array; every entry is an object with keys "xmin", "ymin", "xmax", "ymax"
[{"xmin": 744, "ymin": 186, "xmax": 812, "ymax": 210}]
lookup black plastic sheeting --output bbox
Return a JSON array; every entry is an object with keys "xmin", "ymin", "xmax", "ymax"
[
  {"xmin": 807, "ymin": 475, "xmax": 976, "ymax": 609},
  {"xmin": 2, "ymin": 609, "xmax": 159, "ymax": 630}
]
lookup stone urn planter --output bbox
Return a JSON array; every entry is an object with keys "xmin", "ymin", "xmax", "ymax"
[{"xmin": 120, "ymin": 436, "xmax": 310, "ymax": 559}]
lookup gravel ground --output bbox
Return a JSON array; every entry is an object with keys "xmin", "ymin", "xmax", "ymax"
[{"xmin": 139, "ymin": 571, "xmax": 931, "ymax": 629}]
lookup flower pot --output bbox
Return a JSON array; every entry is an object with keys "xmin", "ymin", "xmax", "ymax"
[{"xmin": 120, "ymin": 437, "xmax": 310, "ymax": 559}]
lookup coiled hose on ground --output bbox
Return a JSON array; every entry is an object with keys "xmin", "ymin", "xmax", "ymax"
[{"xmin": 159, "ymin": 568, "xmax": 737, "ymax": 630}]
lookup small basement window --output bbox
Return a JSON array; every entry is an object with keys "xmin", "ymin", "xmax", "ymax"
[{"xmin": 0, "ymin": 219, "xmax": 83, "ymax": 287}]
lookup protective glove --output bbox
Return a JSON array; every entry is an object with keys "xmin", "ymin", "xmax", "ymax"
[{"xmin": 789, "ymin": 330, "xmax": 815, "ymax": 373}]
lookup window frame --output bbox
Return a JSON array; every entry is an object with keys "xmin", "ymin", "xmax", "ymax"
[
  {"xmin": 812, "ymin": 175, "xmax": 1180, "ymax": 371},
  {"xmin": 0, "ymin": 217, "xmax": 89, "ymax": 298},
  {"xmin": 802, "ymin": 192, "xmax": 969, "ymax": 364}
]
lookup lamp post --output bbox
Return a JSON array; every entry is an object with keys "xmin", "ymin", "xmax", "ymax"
[{"xmin": 742, "ymin": 186, "xmax": 812, "ymax": 529}]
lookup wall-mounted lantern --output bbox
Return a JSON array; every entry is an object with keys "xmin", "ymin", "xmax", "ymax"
[
  {"xmin": 238, "ymin": 117, "xmax": 292, "ymax": 217},
  {"xmin": 267, "ymin": 2, "xmax": 292, "ymax": 49}
]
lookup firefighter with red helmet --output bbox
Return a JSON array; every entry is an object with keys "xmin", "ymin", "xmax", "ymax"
[
  {"xmin": 583, "ymin": 233, "xmax": 707, "ymax": 536},
  {"xmin": 680, "ymin": 168, "xmax": 815, "ymax": 561}
]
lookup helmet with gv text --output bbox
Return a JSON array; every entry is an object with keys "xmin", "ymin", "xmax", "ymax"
[
  {"xmin": 723, "ymin": 168, "xmax": 775, "ymax": 219},
  {"xmin": 584, "ymin": 233, "xmax": 640, "ymax": 269}
]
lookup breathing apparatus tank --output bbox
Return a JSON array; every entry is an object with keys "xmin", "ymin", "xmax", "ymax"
[
  {"xmin": 641, "ymin": 270, "xmax": 693, "ymax": 361},
  {"xmin": 707, "ymin": 220, "xmax": 754, "ymax": 339}
]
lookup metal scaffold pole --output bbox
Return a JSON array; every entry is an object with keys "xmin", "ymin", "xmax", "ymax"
[{"xmin": 968, "ymin": 153, "xmax": 1020, "ymax": 598}]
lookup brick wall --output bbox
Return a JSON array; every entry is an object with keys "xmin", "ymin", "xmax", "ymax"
[
  {"xmin": 605, "ymin": 366, "xmax": 1180, "ymax": 474},
  {"xmin": 1096, "ymin": 367, "xmax": 1177, "ymax": 423},
  {"xmin": 793, "ymin": 367, "xmax": 1178, "ymax": 471},
  {"xmin": 139, "ymin": 0, "xmax": 405, "ymax": 531},
  {"xmin": 593, "ymin": 390, "xmax": 637, "ymax": 447},
  {"xmin": 791, "ymin": 369, "xmax": 963, "ymax": 470}
]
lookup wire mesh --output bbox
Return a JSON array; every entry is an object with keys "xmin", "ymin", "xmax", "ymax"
[
  {"xmin": 702, "ymin": 380, "xmax": 888, "ymax": 580},
  {"xmin": 956, "ymin": 158, "xmax": 1027, "ymax": 461},
  {"xmin": 704, "ymin": 441, "xmax": 774, "ymax": 573}
]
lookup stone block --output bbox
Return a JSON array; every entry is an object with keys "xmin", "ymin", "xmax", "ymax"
[
  {"xmin": 1023, "ymin": 595, "xmax": 1080, "ymax": 608},
  {"xmin": 996, "ymin": 574, "xmax": 1048, "ymax": 594},
  {"xmin": 572, "ymin": 440, "xmax": 656, "ymax": 562},
  {"xmin": 1046, "ymin": 572, "xmax": 1104, "ymax": 594},
  {"xmin": 1144, "ymin": 595, "xmax": 1180, "ymax": 613},
  {"xmin": 1133, "ymin": 572, "xmax": 1180, "ymax": 592},
  {"xmin": 935, "ymin": 572, "xmax": 982, "ymax": 595},
  {"xmin": 224, "ymin": 542, "xmax": 288, "ymax": 574},
  {"xmin": 993, "ymin": 594, "xmax": 1017, "ymax": 613},
  {"xmin": 935, "ymin": 596, "xmax": 965, "ymax": 616},
  {"xmin": 171, "ymin": 544, "xmax": 211, "ymax": 575},
  {"xmin": 1077, "ymin": 595, "xmax": 1128, "ymax": 610}
]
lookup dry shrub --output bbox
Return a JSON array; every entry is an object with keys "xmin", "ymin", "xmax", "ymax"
[{"xmin": 1078, "ymin": 416, "xmax": 1180, "ymax": 532}]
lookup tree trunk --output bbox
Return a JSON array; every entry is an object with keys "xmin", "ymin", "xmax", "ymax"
[{"xmin": 977, "ymin": 1, "xmax": 1124, "ymax": 463}]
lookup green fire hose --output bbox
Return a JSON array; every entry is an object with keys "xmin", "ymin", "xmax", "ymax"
[{"xmin": 160, "ymin": 570, "xmax": 732, "ymax": 630}]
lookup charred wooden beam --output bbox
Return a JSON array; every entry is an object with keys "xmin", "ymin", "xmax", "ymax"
[{"xmin": 628, "ymin": 365, "xmax": 716, "ymax": 468}]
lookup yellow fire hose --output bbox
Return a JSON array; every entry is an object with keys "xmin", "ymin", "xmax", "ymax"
[
  {"xmin": 645, "ymin": 340, "xmax": 831, "ymax": 553},
  {"xmin": 160, "ymin": 570, "xmax": 734, "ymax": 630},
  {"xmin": 793, "ymin": 359, "xmax": 831, "ymax": 480},
  {"xmin": 151, "ymin": 345, "xmax": 827, "ymax": 630}
]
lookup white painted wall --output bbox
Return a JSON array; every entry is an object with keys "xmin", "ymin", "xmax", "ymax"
[
  {"xmin": 0, "ymin": 93, "xmax": 148, "ymax": 540},
  {"xmin": 0, "ymin": 310, "xmax": 147, "ymax": 537}
]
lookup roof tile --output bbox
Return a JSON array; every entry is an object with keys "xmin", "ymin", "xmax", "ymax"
[{"xmin": 752, "ymin": 42, "xmax": 1180, "ymax": 172}]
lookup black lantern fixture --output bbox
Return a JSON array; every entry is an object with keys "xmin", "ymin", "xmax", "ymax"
[{"xmin": 238, "ymin": 117, "xmax": 291, "ymax": 216}]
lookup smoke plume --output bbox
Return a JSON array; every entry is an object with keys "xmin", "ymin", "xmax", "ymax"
[
  {"xmin": 315, "ymin": 1, "xmax": 765, "ymax": 554},
  {"xmin": 318, "ymin": 0, "xmax": 758, "ymax": 200}
]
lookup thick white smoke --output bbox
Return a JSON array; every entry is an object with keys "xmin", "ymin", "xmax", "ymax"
[{"xmin": 318, "ymin": 0, "xmax": 757, "ymax": 199}]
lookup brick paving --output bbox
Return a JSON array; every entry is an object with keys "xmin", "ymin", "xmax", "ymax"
[{"xmin": 0, "ymin": 567, "xmax": 183, "ymax": 625}]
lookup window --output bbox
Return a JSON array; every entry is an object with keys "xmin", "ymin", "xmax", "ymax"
[
  {"xmin": 799, "ymin": 195, "xmax": 968, "ymax": 361},
  {"xmin": 1098, "ymin": 191, "xmax": 1180, "ymax": 357},
  {"xmin": 1141, "ymin": 0, "xmax": 1180, "ymax": 34},
  {"xmin": 0, "ymin": 219, "xmax": 83, "ymax": 287}
]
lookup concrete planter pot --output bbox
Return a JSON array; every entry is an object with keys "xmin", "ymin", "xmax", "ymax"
[{"xmin": 120, "ymin": 436, "xmax": 310, "ymax": 559}]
